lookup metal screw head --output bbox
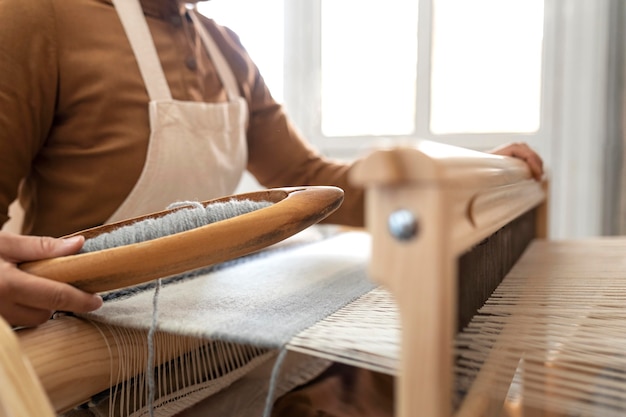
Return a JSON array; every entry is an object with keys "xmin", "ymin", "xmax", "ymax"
[{"xmin": 388, "ymin": 209, "xmax": 418, "ymax": 241}]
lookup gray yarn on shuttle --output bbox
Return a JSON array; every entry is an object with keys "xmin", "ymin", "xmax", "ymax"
[{"xmin": 80, "ymin": 199, "xmax": 272, "ymax": 253}]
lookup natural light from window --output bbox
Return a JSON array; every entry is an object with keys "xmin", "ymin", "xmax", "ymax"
[
  {"xmin": 430, "ymin": 0, "xmax": 544, "ymax": 134},
  {"xmin": 320, "ymin": 0, "xmax": 419, "ymax": 137},
  {"xmin": 197, "ymin": 0, "xmax": 285, "ymax": 103},
  {"xmin": 197, "ymin": 0, "xmax": 544, "ymax": 138}
]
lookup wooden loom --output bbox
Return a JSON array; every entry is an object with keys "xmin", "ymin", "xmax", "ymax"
[
  {"xmin": 1, "ymin": 140, "xmax": 622, "ymax": 417},
  {"xmin": 349, "ymin": 141, "xmax": 547, "ymax": 417}
]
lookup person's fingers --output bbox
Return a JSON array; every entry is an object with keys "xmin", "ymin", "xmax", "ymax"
[
  {"xmin": 0, "ymin": 232, "xmax": 99, "ymax": 327},
  {"xmin": 508, "ymin": 143, "xmax": 543, "ymax": 180},
  {"xmin": 4, "ymin": 270, "xmax": 103, "ymax": 313},
  {"xmin": 0, "ymin": 233, "xmax": 85, "ymax": 263},
  {"xmin": 526, "ymin": 157, "xmax": 544, "ymax": 181},
  {"xmin": 0, "ymin": 261, "xmax": 102, "ymax": 327},
  {"xmin": 490, "ymin": 142, "xmax": 544, "ymax": 181}
]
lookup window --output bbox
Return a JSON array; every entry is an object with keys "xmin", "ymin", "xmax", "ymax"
[
  {"xmin": 279, "ymin": 0, "xmax": 548, "ymax": 157},
  {"xmin": 199, "ymin": 0, "xmax": 545, "ymax": 152},
  {"xmin": 197, "ymin": 0, "xmax": 285, "ymax": 102},
  {"xmin": 320, "ymin": 0, "xmax": 419, "ymax": 137},
  {"xmin": 199, "ymin": 0, "xmax": 619, "ymax": 240},
  {"xmin": 430, "ymin": 0, "xmax": 544, "ymax": 135}
]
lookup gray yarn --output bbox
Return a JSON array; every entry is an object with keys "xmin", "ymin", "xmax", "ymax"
[
  {"xmin": 263, "ymin": 347, "xmax": 288, "ymax": 417},
  {"xmin": 147, "ymin": 278, "xmax": 161, "ymax": 417},
  {"xmin": 80, "ymin": 199, "xmax": 272, "ymax": 253}
]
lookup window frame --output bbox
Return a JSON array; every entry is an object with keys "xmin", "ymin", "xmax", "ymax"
[
  {"xmin": 284, "ymin": 0, "xmax": 555, "ymax": 159},
  {"xmin": 283, "ymin": 0, "xmax": 619, "ymax": 239}
]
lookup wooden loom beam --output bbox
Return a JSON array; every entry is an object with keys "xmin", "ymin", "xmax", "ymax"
[
  {"xmin": 12, "ymin": 314, "xmax": 214, "ymax": 414},
  {"xmin": 0, "ymin": 315, "xmax": 55, "ymax": 417},
  {"xmin": 349, "ymin": 140, "xmax": 545, "ymax": 417},
  {"xmin": 17, "ymin": 315, "xmax": 145, "ymax": 413}
]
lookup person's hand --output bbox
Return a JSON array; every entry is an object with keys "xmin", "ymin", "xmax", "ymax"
[
  {"xmin": 488, "ymin": 142, "xmax": 544, "ymax": 181},
  {"xmin": 0, "ymin": 232, "xmax": 103, "ymax": 327}
]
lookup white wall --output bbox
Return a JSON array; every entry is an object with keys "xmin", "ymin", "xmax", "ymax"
[{"xmin": 545, "ymin": 0, "xmax": 619, "ymax": 239}]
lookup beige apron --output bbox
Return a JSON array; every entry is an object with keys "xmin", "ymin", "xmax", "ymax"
[{"xmin": 107, "ymin": 0, "xmax": 247, "ymax": 223}]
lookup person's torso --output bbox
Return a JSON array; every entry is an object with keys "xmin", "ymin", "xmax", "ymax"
[{"xmin": 23, "ymin": 0, "xmax": 253, "ymax": 235}]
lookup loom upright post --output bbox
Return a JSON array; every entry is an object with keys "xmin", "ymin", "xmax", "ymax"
[
  {"xmin": 350, "ymin": 141, "xmax": 545, "ymax": 417},
  {"xmin": 364, "ymin": 184, "xmax": 457, "ymax": 417},
  {"xmin": 0, "ymin": 316, "xmax": 55, "ymax": 417},
  {"xmin": 350, "ymin": 145, "xmax": 461, "ymax": 417}
]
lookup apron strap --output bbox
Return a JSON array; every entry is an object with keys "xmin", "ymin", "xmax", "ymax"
[
  {"xmin": 111, "ymin": 0, "xmax": 173, "ymax": 101},
  {"xmin": 188, "ymin": 9, "xmax": 240, "ymax": 101}
]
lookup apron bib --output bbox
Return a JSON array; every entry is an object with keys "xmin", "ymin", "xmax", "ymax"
[{"xmin": 107, "ymin": 0, "xmax": 247, "ymax": 223}]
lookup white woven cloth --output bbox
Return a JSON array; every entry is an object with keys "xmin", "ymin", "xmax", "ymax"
[
  {"xmin": 85, "ymin": 230, "xmax": 374, "ymax": 347},
  {"xmin": 79, "ymin": 229, "xmax": 376, "ymax": 417}
]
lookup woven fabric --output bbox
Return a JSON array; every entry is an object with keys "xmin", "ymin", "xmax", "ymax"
[
  {"xmin": 75, "ymin": 229, "xmax": 374, "ymax": 417},
  {"xmin": 85, "ymin": 230, "xmax": 374, "ymax": 348}
]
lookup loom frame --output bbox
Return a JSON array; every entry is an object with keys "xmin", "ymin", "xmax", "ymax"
[
  {"xmin": 349, "ymin": 140, "xmax": 547, "ymax": 417},
  {"xmin": 0, "ymin": 143, "xmax": 547, "ymax": 417}
]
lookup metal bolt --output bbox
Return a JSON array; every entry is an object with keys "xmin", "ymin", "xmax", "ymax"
[{"xmin": 388, "ymin": 209, "xmax": 418, "ymax": 241}]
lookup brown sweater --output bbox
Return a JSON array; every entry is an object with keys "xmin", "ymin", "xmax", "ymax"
[{"xmin": 0, "ymin": 0, "xmax": 364, "ymax": 237}]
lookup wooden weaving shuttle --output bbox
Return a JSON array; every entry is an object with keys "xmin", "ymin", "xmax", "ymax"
[{"xmin": 19, "ymin": 186, "xmax": 344, "ymax": 293}]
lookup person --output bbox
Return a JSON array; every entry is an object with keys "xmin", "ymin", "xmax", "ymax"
[
  {"xmin": 0, "ymin": 0, "xmax": 543, "ymax": 328},
  {"xmin": 0, "ymin": 0, "xmax": 544, "ymax": 414}
]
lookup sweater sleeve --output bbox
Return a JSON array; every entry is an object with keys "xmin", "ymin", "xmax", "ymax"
[
  {"xmin": 203, "ymin": 21, "xmax": 365, "ymax": 227},
  {"xmin": 246, "ymin": 105, "xmax": 365, "ymax": 227},
  {"xmin": 0, "ymin": 0, "xmax": 58, "ymax": 227}
]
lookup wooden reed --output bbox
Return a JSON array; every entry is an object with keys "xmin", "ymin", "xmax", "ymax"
[{"xmin": 457, "ymin": 208, "xmax": 537, "ymax": 332}]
